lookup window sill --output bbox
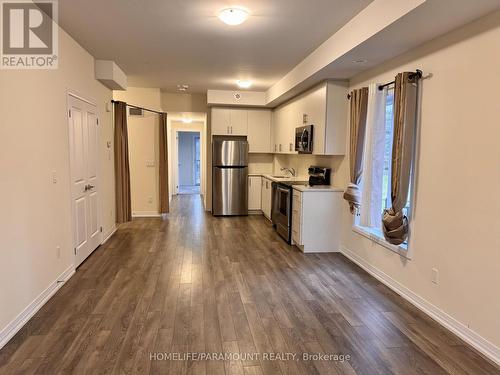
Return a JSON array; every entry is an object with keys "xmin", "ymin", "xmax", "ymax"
[{"xmin": 352, "ymin": 224, "xmax": 412, "ymax": 259}]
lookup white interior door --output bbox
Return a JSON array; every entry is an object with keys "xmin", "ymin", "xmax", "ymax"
[{"xmin": 68, "ymin": 94, "xmax": 101, "ymax": 267}]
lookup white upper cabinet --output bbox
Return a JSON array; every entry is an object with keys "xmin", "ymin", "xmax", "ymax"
[
  {"xmin": 272, "ymin": 101, "xmax": 297, "ymax": 154},
  {"xmin": 229, "ymin": 109, "xmax": 248, "ymax": 135},
  {"xmin": 272, "ymin": 81, "xmax": 348, "ymax": 155},
  {"xmin": 211, "ymin": 107, "xmax": 272, "ymax": 153},
  {"xmin": 248, "ymin": 109, "xmax": 271, "ymax": 153},
  {"xmin": 211, "ymin": 108, "xmax": 248, "ymax": 135},
  {"xmin": 211, "ymin": 108, "xmax": 231, "ymax": 135}
]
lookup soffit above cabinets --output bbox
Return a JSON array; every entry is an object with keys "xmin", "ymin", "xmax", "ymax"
[
  {"xmin": 267, "ymin": 0, "xmax": 500, "ymax": 106},
  {"xmin": 94, "ymin": 60, "xmax": 127, "ymax": 90}
]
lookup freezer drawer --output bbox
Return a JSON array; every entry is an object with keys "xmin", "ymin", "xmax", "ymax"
[{"xmin": 212, "ymin": 167, "xmax": 248, "ymax": 216}]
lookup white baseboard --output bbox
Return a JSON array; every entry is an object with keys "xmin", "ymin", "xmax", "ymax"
[
  {"xmin": 0, "ymin": 264, "xmax": 75, "ymax": 350},
  {"xmin": 340, "ymin": 245, "xmax": 500, "ymax": 366},
  {"xmin": 132, "ymin": 211, "xmax": 161, "ymax": 218},
  {"xmin": 248, "ymin": 210, "xmax": 263, "ymax": 216},
  {"xmin": 101, "ymin": 226, "xmax": 117, "ymax": 245}
]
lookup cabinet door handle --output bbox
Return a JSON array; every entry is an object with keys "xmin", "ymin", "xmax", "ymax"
[
  {"xmin": 279, "ymin": 144, "xmax": 282, "ymax": 152},
  {"xmin": 227, "ymin": 126, "xmax": 229, "ymax": 134},
  {"xmin": 231, "ymin": 126, "xmax": 233, "ymax": 134},
  {"xmin": 289, "ymin": 143, "xmax": 293, "ymax": 152}
]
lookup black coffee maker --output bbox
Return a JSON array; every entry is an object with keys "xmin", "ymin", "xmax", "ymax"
[{"xmin": 308, "ymin": 166, "xmax": 331, "ymax": 186}]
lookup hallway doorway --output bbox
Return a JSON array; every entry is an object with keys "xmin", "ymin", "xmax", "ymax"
[{"xmin": 177, "ymin": 131, "xmax": 201, "ymax": 195}]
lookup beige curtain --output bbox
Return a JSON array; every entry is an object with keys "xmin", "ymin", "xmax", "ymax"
[
  {"xmin": 382, "ymin": 72, "xmax": 418, "ymax": 245},
  {"xmin": 343, "ymin": 87, "xmax": 369, "ymax": 214},
  {"xmin": 159, "ymin": 113, "xmax": 169, "ymax": 214},
  {"xmin": 114, "ymin": 101, "xmax": 132, "ymax": 223}
]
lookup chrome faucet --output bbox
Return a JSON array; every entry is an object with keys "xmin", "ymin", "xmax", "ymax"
[{"xmin": 281, "ymin": 167, "xmax": 296, "ymax": 177}]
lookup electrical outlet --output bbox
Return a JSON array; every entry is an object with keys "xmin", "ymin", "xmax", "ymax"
[
  {"xmin": 431, "ymin": 268, "xmax": 439, "ymax": 284},
  {"xmin": 56, "ymin": 246, "xmax": 61, "ymax": 259},
  {"xmin": 52, "ymin": 170, "xmax": 58, "ymax": 184}
]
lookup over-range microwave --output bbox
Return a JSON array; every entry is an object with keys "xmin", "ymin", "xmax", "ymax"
[{"xmin": 295, "ymin": 125, "xmax": 313, "ymax": 154}]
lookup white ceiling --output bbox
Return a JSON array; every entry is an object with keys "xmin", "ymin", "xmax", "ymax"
[{"xmin": 59, "ymin": 0, "xmax": 373, "ymax": 93}]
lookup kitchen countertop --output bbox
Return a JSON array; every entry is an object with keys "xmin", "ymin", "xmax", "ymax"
[
  {"xmin": 292, "ymin": 185, "xmax": 344, "ymax": 192},
  {"xmin": 249, "ymin": 174, "xmax": 344, "ymax": 192},
  {"xmin": 261, "ymin": 174, "xmax": 308, "ymax": 182}
]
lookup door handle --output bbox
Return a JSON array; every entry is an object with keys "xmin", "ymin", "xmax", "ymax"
[{"xmin": 84, "ymin": 184, "xmax": 95, "ymax": 191}]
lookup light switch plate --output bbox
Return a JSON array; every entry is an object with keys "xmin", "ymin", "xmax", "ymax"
[{"xmin": 431, "ymin": 268, "xmax": 439, "ymax": 284}]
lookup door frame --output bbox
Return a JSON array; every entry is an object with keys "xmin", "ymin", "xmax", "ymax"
[
  {"xmin": 66, "ymin": 91, "xmax": 102, "ymax": 269},
  {"xmin": 171, "ymin": 127, "xmax": 203, "ymax": 195}
]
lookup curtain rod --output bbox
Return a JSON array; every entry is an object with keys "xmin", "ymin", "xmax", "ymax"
[
  {"xmin": 111, "ymin": 100, "xmax": 165, "ymax": 115},
  {"xmin": 378, "ymin": 69, "xmax": 423, "ymax": 91},
  {"xmin": 347, "ymin": 69, "xmax": 423, "ymax": 99}
]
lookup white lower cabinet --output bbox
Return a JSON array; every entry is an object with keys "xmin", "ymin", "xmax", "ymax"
[
  {"xmin": 248, "ymin": 176, "xmax": 262, "ymax": 210},
  {"xmin": 291, "ymin": 188, "xmax": 342, "ymax": 252},
  {"xmin": 261, "ymin": 177, "xmax": 272, "ymax": 219}
]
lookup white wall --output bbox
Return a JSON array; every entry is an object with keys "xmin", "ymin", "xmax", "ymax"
[
  {"xmin": 339, "ymin": 11, "xmax": 500, "ymax": 355},
  {"xmin": 128, "ymin": 111, "xmax": 160, "ymax": 215},
  {"xmin": 113, "ymin": 88, "xmax": 162, "ymax": 216},
  {"xmin": 0, "ymin": 29, "xmax": 114, "ymax": 340}
]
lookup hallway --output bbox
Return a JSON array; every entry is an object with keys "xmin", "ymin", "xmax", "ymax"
[{"xmin": 0, "ymin": 195, "xmax": 497, "ymax": 374}]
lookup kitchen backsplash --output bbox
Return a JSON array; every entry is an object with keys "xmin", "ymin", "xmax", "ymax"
[
  {"xmin": 248, "ymin": 154, "xmax": 274, "ymax": 174},
  {"xmin": 248, "ymin": 153, "xmax": 347, "ymax": 187},
  {"xmin": 273, "ymin": 154, "xmax": 347, "ymax": 185}
]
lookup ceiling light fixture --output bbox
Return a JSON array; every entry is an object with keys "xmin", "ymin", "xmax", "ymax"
[
  {"xmin": 177, "ymin": 84, "xmax": 189, "ymax": 91},
  {"xmin": 218, "ymin": 7, "xmax": 249, "ymax": 26},
  {"xmin": 182, "ymin": 118, "xmax": 193, "ymax": 124},
  {"xmin": 236, "ymin": 79, "xmax": 252, "ymax": 89}
]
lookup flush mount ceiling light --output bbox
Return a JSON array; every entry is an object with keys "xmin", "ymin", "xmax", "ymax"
[
  {"xmin": 218, "ymin": 7, "xmax": 249, "ymax": 26},
  {"xmin": 182, "ymin": 118, "xmax": 193, "ymax": 124},
  {"xmin": 236, "ymin": 79, "xmax": 252, "ymax": 89},
  {"xmin": 177, "ymin": 84, "xmax": 189, "ymax": 91}
]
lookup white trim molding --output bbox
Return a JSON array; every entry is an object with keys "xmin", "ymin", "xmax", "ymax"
[
  {"xmin": 0, "ymin": 265, "xmax": 75, "ymax": 350},
  {"xmin": 340, "ymin": 245, "xmax": 500, "ymax": 367},
  {"xmin": 101, "ymin": 226, "xmax": 117, "ymax": 245},
  {"xmin": 352, "ymin": 224, "xmax": 412, "ymax": 259},
  {"xmin": 132, "ymin": 212, "xmax": 162, "ymax": 218}
]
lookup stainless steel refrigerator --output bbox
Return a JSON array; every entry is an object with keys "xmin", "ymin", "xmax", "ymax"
[{"xmin": 212, "ymin": 136, "xmax": 249, "ymax": 216}]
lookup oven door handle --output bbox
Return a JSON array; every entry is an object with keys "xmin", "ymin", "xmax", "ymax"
[{"xmin": 277, "ymin": 186, "xmax": 290, "ymax": 194}]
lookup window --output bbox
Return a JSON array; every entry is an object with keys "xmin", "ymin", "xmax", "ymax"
[{"xmin": 354, "ymin": 87, "xmax": 413, "ymax": 252}]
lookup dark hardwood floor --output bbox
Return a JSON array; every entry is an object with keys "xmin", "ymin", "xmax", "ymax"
[{"xmin": 0, "ymin": 195, "xmax": 498, "ymax": 375}]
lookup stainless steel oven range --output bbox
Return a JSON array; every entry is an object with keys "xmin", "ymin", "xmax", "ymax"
[{"xmin": 271, "ymin": 180, "xmax": 308, "ymax": 244}]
